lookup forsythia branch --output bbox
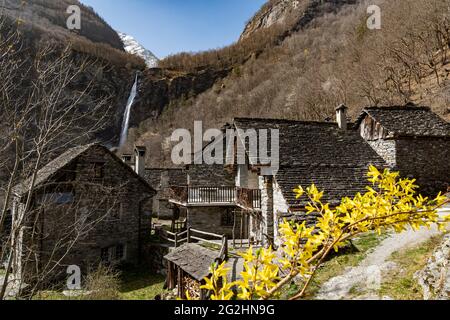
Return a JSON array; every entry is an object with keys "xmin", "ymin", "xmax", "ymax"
[{"xmin": 189, "ymin": 166, "xmax": 448, "ymax": 300}]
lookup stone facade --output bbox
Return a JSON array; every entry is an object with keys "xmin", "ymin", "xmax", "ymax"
[
  {"xmin": 187, "ymin": 206, "xmax": 249, "ymax": 239},
  {"xmin": 358, "ymin": 107, "xmax": 450, "ymax": 195},
  {"xmin": 170, "ymin": 108, "xmax": 449, "ymax": 250},
  {"xmin": 395, "ymin": 138, "xmax": 450, "ymax": 194},
  {"xmin": 260, "ymin": 176, "xmax": 274, "ymax": 246},
  {"xmin": 12, "ymin": 145, "xmax": 155, "ymax": 285},
  {"xmin": 273, "ymin": 179, "xmax": 289, "ymax": 246},
  {"xmin": 366, "ymin": 139, "xmax": 397, "ymax": 168},
  {"xmin": 187, "ymin": 164, "xmax": 235, "ymax": 186},
  {"xmin": 144, "ymin": 168, "xmax": 187, "ymax": 219}
]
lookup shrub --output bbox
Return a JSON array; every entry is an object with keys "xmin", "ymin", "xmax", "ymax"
[{"xmin": 84, "ymin": 265, "xmax": 121, "ymax": 300}]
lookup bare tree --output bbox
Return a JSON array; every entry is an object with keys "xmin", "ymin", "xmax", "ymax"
[{"xmin": 0, "ymin": 19, "xmax": 119, "ymax": 299}]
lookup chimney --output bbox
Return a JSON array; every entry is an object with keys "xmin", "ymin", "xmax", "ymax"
[
  {"xmin": 122, "ymin": 153, "xmax": 132, "ymax": 163},
  {"xmin": 134, "ymin": 146, "xmax": 146, "ymax": 177},
  {"xmin": 160, "ymin": 171, "xmax": 170, "ymax": 189},
  {"xmin": 336, "ymin": 104, "xmax": 348, "ymax": 130}
]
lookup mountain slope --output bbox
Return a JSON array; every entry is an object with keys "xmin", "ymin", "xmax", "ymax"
[
  {"xmin": 0, "ymin": 0, "xmax": 124, "ymax": 49},
  {"xmin": 131, "ymin": 0, "xmax": 450, "ymax": 167},
  {"xmin": 240, "ymin": 0, "xmax": 300, "ymax": 39},
  {"xmin": 118, "ymin": 32, "xmax": 159, "ymax": 68},
  {"xmin": 0, "ymin": 0, "xmax": 147, "ymax": 146}
]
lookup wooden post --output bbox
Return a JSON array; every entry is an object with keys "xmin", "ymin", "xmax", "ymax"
[
  {"xmin": 187, "ymin": 227, "xmax": 191, "ymax": 243},
  {"xmin": 240, "ymin": 211, "xmax": 244, "ymax": 248},
  {"xmin": 232, "ymin": 209, "xmax": 236, "ymax": 249},
  {"xmin": 174, "ymin": 232, "xmax": 178, "ymax": 248},
  {"xmin": 177, "ymin": 268, "xmax": 182, "ymax": 298},
  {"xmin": 222, "ymin": 235, "xmax": 228, "ymax": 260}
]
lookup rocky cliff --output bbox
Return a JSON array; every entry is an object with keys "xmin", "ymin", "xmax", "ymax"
[
  {"xmin": 130, "ymin": 67, "xmax": 230, "ymax": 128},
  {"xmin": 240, "ymin": 0, "xmax": 357, "ymax": 40}
]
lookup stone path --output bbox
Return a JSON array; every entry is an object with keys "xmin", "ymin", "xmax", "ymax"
[{"xmin": 316, "ymin": 206, "xmax": 450, "ymax": 300}]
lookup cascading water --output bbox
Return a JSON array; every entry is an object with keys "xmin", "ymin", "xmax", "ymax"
[{"xmin": 119, "ymin": 74, "xmax": 139, "ymax": 147}]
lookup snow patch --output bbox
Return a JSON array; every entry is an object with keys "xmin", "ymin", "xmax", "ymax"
[{"xmin": 118, "ymin": 32, "xmax": 159, "ymax": 68}]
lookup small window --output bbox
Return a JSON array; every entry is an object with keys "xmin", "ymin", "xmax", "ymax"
[
  {"xmin": 55, "ymin": 192, "xmax": 74, "ymax": 204},
  {"xmin": 115, "ymin": 244, "xmax": 124, "ymax": 260},
  {"xmin": 101, "ymin": 244, "xmax": 126, "ymax": 263},
  {"xmin": 109, "ymin": 203, "xmax": 123, "ymax": 221},
  {"xmin": 39, "ymin": 192, "xmax": 74, "ymax": 205},
  {"xmin": 101, "ymin": 248, "xmax": 110, "ymax": 262},
  {"xmin": 221, "ymin": 210, "xmax": 235, "ymax": 227}
]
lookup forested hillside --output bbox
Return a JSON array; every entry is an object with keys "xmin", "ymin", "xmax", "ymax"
[
  {"xmin": 0, "ymin": 0, "xmax": 147, "ymax": 146},
  {"xmin": 1, "ymin": 0, "xmax": 449, "ymax": 167},
  {"xmin": 130, "ymin": 0, "xmax": 450, "ymax": 167}
]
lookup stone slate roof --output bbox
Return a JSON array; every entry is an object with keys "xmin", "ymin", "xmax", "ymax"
[
  {"xmin": 143, "ymin": 168, "xmax": 187, "ymax": 189},
  {"xmin": 14, "ymin": 144, "xmax": 155, "ymax": 196},
  {"xmin": 355, "ymin": 105, "xmax": 450, "ymax": 138},
  {"xmin": 164, "ymin": 243, "xmax": 218, "ymax": 281},
  {"xmin": 276, "ymin": 165, "xmax": 377, "ymax": 208},
  {"xmin": 233, "ymin": 118, "xmax": 387, "ymax": 209},
  {"xmin": 13, "ymin": 144, "xmax": 94, "ymax": 195}
]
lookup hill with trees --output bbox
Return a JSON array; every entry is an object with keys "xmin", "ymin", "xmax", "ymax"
[{"xmin": 128, "ymin": 0, "xmax": 450, "ymax": 167}]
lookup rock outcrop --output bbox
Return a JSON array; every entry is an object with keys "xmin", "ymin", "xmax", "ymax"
[
  {"xmin": 415, "ymin": 234, "xmax": 450, "ymax": 300},
  {"xmin": 130, "ymin": 67, "xmax": 230, "ymax": 128},
  {"xmin": 240, "ymin": 0, "xmax": 358, "ymax": 41}
]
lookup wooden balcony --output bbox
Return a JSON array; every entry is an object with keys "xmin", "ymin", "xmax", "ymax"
[{"xmin": 169, "ymin": 186, "xmax": 261, "ymax": 210}]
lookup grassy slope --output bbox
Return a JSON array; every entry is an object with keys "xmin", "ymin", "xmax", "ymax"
[
  {"xmin": 378, "ymin": 235, "xmax": 445, "ymax": 300},
  {"xmin": 119, "ymin": 266, "xmax": 166, "ymax": 300},
  {"xmin": 34, "ymin": 266, "xmax": 167, "ymax": 300},
  {"xmin": 281, "ymin": 232, "xmax": 388, "ymax": 299}
]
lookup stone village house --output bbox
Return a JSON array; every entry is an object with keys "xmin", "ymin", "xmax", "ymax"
[
  {"xmin": 121, "ymin": 151, "xmax": 187, "ymax": 222},
  {"xmin": 158, "ymin": 104, "xmax": 450, "ymax": 299},
  {"xmin": 166, "ymin": 104, "xmax": 450, "ymax": 247},
  {"xmin": 6, "ymin": 103, "xmax": 447, "ymax": 294},
  {"xmin": 9, "ymin": 144, "xmax": 156, "ymax": 285},
  {"xmin": 356, "ymin": 104, "xmax": 450, "ymax": 194},
  {"xmin": 144, "ymin": 168, "xmax": 187, "ymax": 221}
]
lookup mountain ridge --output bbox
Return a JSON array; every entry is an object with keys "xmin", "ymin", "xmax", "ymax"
[{"xmin": 118, "ymin": 32, "xmax": 159, "ymax": 68}]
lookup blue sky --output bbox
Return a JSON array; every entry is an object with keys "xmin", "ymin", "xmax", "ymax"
[{"xmin": 80, "ymin": 0, "xmax": 266, "ymax": 58}]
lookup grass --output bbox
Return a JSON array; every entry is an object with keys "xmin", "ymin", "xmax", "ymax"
[
  {"xmin": 378, "ymin": 235, "xmax": 444, "ymax": 300},
  {"xmin": 299, "ymin": 231, "xmax": 389, "ymax": 299},
  {"xmin": 118, "ymin": 265, "xmax": 166, "ymax": 300},
  {"xmin": 34, "ymin": 265, "xmax": 167, "ymax": 300}
]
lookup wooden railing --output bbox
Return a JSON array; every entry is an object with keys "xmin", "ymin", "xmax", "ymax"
[
  {"xmin": 169, "ymin": 186, "xmax": 261, "ymax": 209},
  {"xmin": 171, "ymin": 218, "xmax": 187, "ymax": 233},
  {"xmin": 158, "ymin": 227, "xmax": 228, "ymax": 261},
  {"xmin": 237, "ymin": 188, "xmax": 261, "ymax": 209}
]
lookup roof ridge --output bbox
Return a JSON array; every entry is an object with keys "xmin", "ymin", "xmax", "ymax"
[
  {"xmin": 233, "ymin": 117, "xmax": 338, "ymax": 126},
  {"xmin": 145, "ymin": 167, "xmax": 184, "ymax": 171},
  {"xmin": 363, "ymin": 105, "xmax": 431, "ymax": 111}
]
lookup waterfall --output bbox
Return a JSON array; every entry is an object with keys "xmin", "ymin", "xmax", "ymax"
[{"xmin": 119, "ymin": 74, "xmax": 138, "ymax": 147}]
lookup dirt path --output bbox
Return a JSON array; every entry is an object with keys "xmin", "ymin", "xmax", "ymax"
[{"xmin": 316, "ymin": 207, "xmax": 450, "ymax": 300}]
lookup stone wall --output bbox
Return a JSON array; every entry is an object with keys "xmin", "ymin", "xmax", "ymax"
[
  {"xmin": 366, "ymin": 139, "xmax": 396, "ymax": 168},
  {"xmin": 142, "ymin": 243, "xmax": 172, "ymax": 275},
  {"xmin": 187, "ymin": 164, "xmax": 235, "ymax": 186},
  {"xmin": 260, "ymin": 176, "xmax": 274, "ymax": 247},
  {"xmin": 415, "ymin": 234, "xmax": 450, "ymax": 300},
  {"xmin": 395, "ymin": 138, "xmax": 450, "ymax": 194},
  {"xmin": 153, "ymin": 197, "xmax": 174, "ymax": 219},
  {"xmin": 187, "ymin": 206, "xmax": 248, "ymax": 239},
  {"xmin": 16, "ymin": 145, "xmax": 154, "ymax": 284},
  {"xmin": 273, "ymin": 180, "xmax": 290, "ymax": 246}
]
